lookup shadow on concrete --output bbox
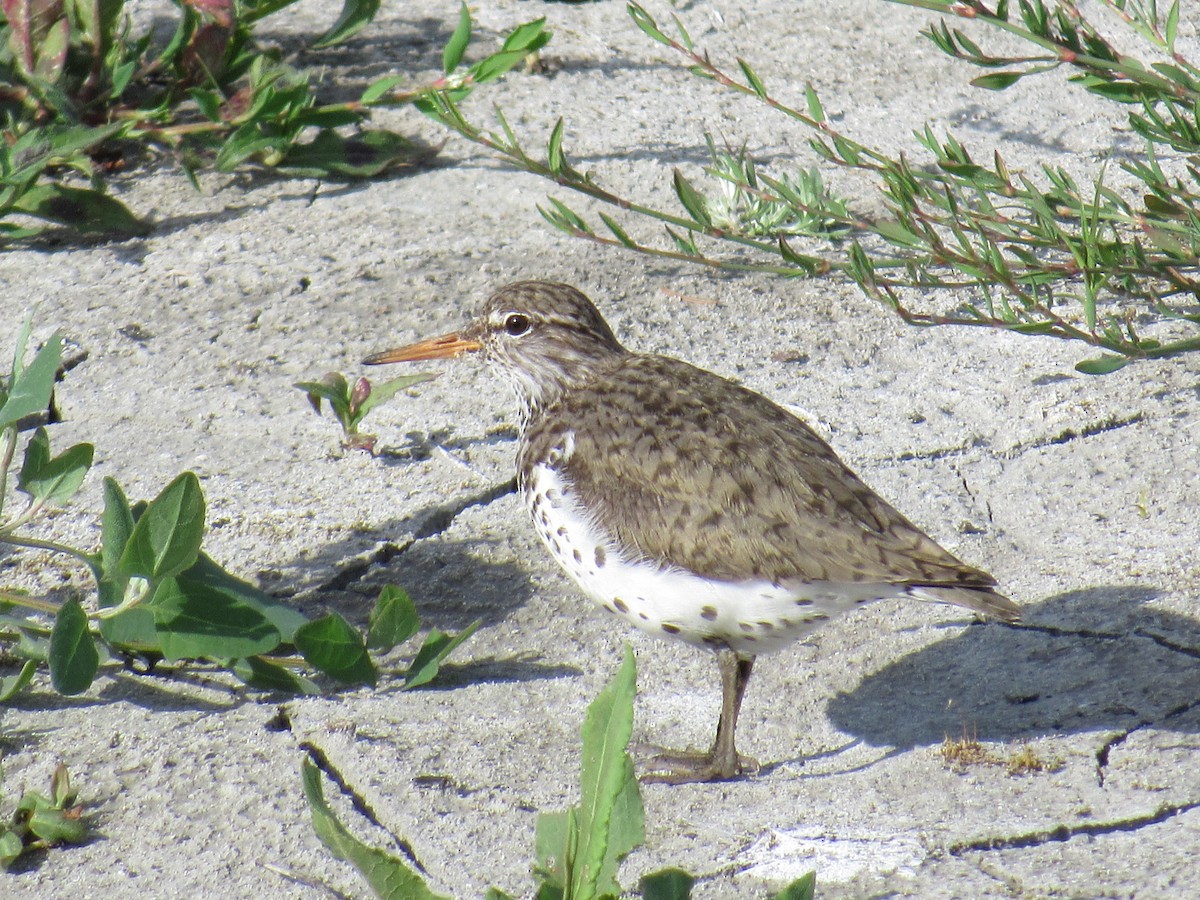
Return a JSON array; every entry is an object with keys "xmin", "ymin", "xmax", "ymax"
[{"xmin": 826, "ymin": 585, "xmax": 1200, "ymax": 749}]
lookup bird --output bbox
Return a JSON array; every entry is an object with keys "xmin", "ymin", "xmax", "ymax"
[{"xmin": 365, "ymin": 281, "xmax": 1020, "ymax": 783}]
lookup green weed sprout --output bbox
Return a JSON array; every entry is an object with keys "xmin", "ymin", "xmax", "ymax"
[{"xmin": 296, "ymin": 372, "xmax": 436, "ymax": 453}]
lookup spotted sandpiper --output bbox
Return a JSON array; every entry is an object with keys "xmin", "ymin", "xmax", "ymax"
[{"xmin": 366, "ymin": 281, "xmax": 1019, "ymax": 783}]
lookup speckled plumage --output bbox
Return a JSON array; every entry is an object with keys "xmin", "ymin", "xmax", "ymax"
[{"xmin": 366, "ymin": 280, "xmax": 1019, "ymax": 782}]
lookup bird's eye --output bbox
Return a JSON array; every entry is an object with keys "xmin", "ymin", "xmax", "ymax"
[{"xmin": 504, "ymin": 313, "xmax": 531, "ymax": 337}]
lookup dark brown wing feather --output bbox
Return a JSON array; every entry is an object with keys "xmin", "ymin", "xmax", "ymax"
[{"xmin": 522, "ymin": 354, "xmax": 998, "ymax": 591}]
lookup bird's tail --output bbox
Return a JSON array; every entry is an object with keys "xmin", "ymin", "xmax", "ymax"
[{"xmin": 909, "ymin": 585, "xmax": 1021, "ymax": 624}]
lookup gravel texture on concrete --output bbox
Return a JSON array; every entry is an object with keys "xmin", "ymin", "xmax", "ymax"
[{"xmin": 1, "ymin": 0, "xmax": 1198, "ymax": 897}]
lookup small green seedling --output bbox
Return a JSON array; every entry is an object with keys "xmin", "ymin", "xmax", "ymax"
[
  {"xmin": 296, "ymin": 372, "xmax": 436, "ymax": 452},
  {"xmin": 0, "ymin": 764, "xmax": 88, "ymax": 869}
]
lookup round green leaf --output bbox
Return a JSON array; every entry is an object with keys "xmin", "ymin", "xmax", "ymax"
[
  {"xmin": 49, "ymin": 598, "xmax": 99, "ymax": 695},
  {"xmin": 295, "ymin": 613, "xmax": 376, "ymax": 687},
  {"xmin": 118, "ymin": 472, "xmax": 206, "ymax": 580}
]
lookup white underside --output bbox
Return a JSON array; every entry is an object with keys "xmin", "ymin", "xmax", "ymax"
[{"xmin": 524, "ymin": 440, "xmax": 904, "ymax": 655}]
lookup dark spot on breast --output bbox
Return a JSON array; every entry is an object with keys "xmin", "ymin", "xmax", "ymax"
[
  {"xmin": 808, "ymin": 613, "xmax": 830, "ymax": 623},
  {"xmin": 700, "ymin": 606, "xmax": 718, "ymax": 621},
  {"xmin": 573, "ymin": 548, "xmax": 583, "ymax": 564},
  {"xmin": 557, "ymin": 526, "xmax": 568, "ymax": 537},
  {"xmin": 757, "ymin": 621, "xmax": 775, "ymax": 631},
  {"xmin": 702, "ymin": 635, "xmax": 725, "ymax": 647},
  {"xmin": 738, "ymin": 622, "xmax": 754, "ymax": 632},
  {"xmin": 638, "ymin": 612, "xmax": 649, "ymax": 621},
  {"xmin": 661, "ymin": 623, "xmax": 681, "ymax": 635},
  {"xmin": 794, "ymin": 598, "xmax": 813, "ymax": 607},
  {"xmin": 613, "ymin": 597, "xmax": 629, "ymax": 614},
  {"xmin": 594, "ymin": 545, "xmax": 606, "ymax": 568}
]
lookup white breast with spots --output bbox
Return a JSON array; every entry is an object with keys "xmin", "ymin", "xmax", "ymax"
[{"xmin": 523, "ymin": 433, "xmax": 899, "ymax": 655}]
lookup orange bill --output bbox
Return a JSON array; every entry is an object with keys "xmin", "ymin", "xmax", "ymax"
[{"xmin": 363, "ymin": 332, "xmax": 482, "ymax": 365}]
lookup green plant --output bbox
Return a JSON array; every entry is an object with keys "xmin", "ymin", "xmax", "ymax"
[
  {"xmin": 0, "ymin": 1, "xmax": 551, "ymax": 240},
  {"xmin": 303, "ymin": 646, "xmax": 816, "ymax": 900},
  {"xmin": 0, "ymin": 763, "xmax": 87, "ymax": 869},
  {"xmin": 0, "ymin": 320, "xmax": 476, "ymax": 698},
  {"xmin": 296, "ymin": 371, "xmax": 436, "ymax": 453},
  {"xmin": 419, "ymin": 0, "xmax": 1200, "ymax": 374}
]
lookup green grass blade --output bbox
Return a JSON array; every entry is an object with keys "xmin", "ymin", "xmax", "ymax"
[
  {"xmin": 573, "ymin": 644, "xmax": 643, "ymax": 898},
  {"xmin": 302, "ymin": 759, "xmax": 450, "ymax": 899}
]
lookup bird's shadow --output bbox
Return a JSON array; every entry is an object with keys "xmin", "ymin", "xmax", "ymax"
[{"xmin": 825, "ymin": 585, "xmax": 1200, "ymax": 750}]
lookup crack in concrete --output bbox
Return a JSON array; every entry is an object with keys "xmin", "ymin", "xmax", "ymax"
[
  {"xmin": 412, "ymin": 477, "xmax": 517, "ymax": 541},
  {"xmin": 1095, "ymin": 730, "xmax": 1131, "ymax": 787},
  {"xmin": 319, "ymin": 538, "xmax": 416, "ymax": 593},
  {"xmin": 317, "ymin": 477, "xmax": 517, "ymax": 594},
  {"xmin": 1018, "ymin": 622, "xmax": 1200, "ymax": 662},
  {"xmin": 888, "ymin": 413, "xmax": 1145, "ymax": 465},
  {"xmin": 948, "ymin": 799, "xmax": 1200, "ymax": 855},
  {"xmin": 1132, "ymin": 627, "xmax": 1200, "ymax": 660},
  {"xmin": 300, "ymin": 741, "xmax": 429, "ymax": 873},
  {"xmin": 1016, "ymin": 413, "xmax": 1146, "ymax": 453}
]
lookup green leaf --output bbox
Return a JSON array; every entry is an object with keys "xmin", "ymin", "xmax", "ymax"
[
  {"xmin": 118, "ymin": 472, "xmax": 206, "ymax": 580},
  {"xmin": 0, "ymin": 829, "xmax": 26, "ymax": 869},
  {"xmin": 17, "ymin": 430, "xmax": 93, "ymax": 506},
  {"xmin": 0, "ymin": 332, "xmax": 61, "ymax": 430},
  {"xmin": 1165, "ymin": 0, "xmax": 1180, "ymax": 51},
  {"xmin": 302, "ymin": 759, "xmax": 450, "ymax": 899},
  {"xmin": 575, "ymin": 645, "xmax": 643, "ymax": 897},
  {"xmin": 361, "ymin": 74, "xmax": 405, "ymax": 104},
  {"xmin": 627, "ymin": 2, "xmax": 669, "ymax": 45},
  {"xmin": 0, "ymin": 659, "xmax": 38, "ymax": 702},
  {"xmin": 737, "ymin": 58, "xmax": 766, "ymax": 99},
  {"xmin": 804, "ymin": 83, "xmax": 825, "ymax": 122},
  {"xmin": 28, "ymin": 805, "xmax": 88, "ymax": 844},
  {"xmin": 311, "ymin": 0, "xmax": 382, "ymax": 49},
  {"xmin": 641, "ymin": 868, "xmax": 695, "ymax": 900},
  {"xmin": 182, "ymin": 553, "xmax": 310, "ymax": 642},
  {"xmin": 49, "ymin": 598, "xmax": 99, "ymax": 695},
  {"xmin": 151, "ymin": 578, "xmax": 281, "ymax": 663},
  {"xmin": 295, "ymin": 613, "xmax": 376, "ymax": 687},
  {"xmin": 402, "ymin": 619, "xmax": 480, "ymax": 689},
  {"xmin": 355, "ymin": 372, "xmax": 438, "ymax": 419},
  {"xmin": 1074, "ymin": 354, "xmax": 1131, "ymax": 375},
  {"xmin": 970, "ymin": 71, "xmax": 1026, "ymax": 91},
  {"xmin": 98, "ymin": 606, "xmax": 159, "ymax": 653},
  {"xmin": 232, "ymin": 656, "xmax": 321, "ymax": 694},
  {"xmin": 672, "ymin": 169, "xmax": 711, "ymax": 228},
  {"xmin": 468, "ymin": 18, "xmax": 550, "ymax": 83},
  {"xmin": 10, "ymin": 184, "xmax": 146, "ymax": 235},
  {"xmin": 443, "ymin": 2, "xmax": 472, "ymax": 73},
  {"xmin": 534, "ymin": 807, "xmax": 574, "ymax": 891},
  {"xmin": 599, "ymin": 213, "xmax": 638, "ymax": 249},
  {"xmin": 547, "ymin": 118, "xmax": 566, "ymax": 175},
  {"xmin": 772, "ymin": 872, "xmax": 817, "ymax": 900},
  {"xmin": 99, "ymin": 477, "xmax": 135, "ymax": 581},
  {"xmin": 366, "ymin": 585, "xmax": 421, "ymax": 652}
]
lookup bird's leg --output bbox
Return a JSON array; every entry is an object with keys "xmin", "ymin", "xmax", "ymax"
[{"xmin": 640, "ymin": 649, "xmax": 759, "ymax": 784}]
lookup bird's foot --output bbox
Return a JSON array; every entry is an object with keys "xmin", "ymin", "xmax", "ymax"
[{"xmin": 632, "ymin": 742, "xmax": 760, "ymax": 784}]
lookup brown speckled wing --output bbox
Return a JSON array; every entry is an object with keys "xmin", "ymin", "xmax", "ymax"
[{"xmin": 523, "ymin": 354, "xmax": 997, "ymax": 591}]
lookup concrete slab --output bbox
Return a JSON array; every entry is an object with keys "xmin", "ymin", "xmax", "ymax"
[{"xmin": 1, "ymin": 0, "xmax": 1198, "ymax": 897}]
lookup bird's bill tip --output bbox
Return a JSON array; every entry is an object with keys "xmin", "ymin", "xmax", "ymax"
[{"xmin": 363, "ymin": 332, "xmax": 482, "ymax": 365}]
